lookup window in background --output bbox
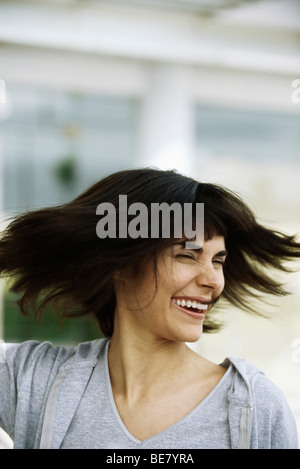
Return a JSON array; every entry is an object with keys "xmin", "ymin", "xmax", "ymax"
[
  {"xmin": 1, "ymin": 84, "xmax": 140, "ymax": 344},
  {"xmin": 194, "ymin": 103, "xmax": 300, "ymax": 229},
  {"xmin": 2, "ymin": 84, "xmax": 139, "ymax": 215}
]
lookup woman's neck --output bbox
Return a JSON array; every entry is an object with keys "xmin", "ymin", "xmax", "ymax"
[{"xmin": 108, "ymin": 328, "xmax": 195, "ymax": 402}]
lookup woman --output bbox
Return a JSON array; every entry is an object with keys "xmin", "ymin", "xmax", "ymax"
[{"xmin": 0, "ymin": 167, "xmax": 299, "ymax": 449}]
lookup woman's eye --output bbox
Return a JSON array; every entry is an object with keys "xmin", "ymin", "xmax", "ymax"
[
  {"xmin": 176, "ymin": 253, "xmax": 195, "ymax": 261},
  {"xmin": 213, "ymin": 259, "xmax": 225, "ymax": 266}
]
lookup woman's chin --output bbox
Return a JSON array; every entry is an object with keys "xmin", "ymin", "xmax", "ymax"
[{"xmin": 176, "ymin": 327, "xmax": 204, "ymax": 344}]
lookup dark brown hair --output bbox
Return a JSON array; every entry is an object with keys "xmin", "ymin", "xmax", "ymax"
[{"xmin": 1, "ymin": 167, "xmax": 300, "ymax": 336}]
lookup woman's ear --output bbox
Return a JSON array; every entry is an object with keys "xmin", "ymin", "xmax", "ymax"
[
  {"xmin": 113, "ymin": 263, "xmax": 139, "ymax": 281},
  {"xmin": 113, "ymin": 269, "xmax": 122, "ymax": 280},
  {"xmin": 112, "ymin": 266, "xmax": 130, "ymax": 281}
]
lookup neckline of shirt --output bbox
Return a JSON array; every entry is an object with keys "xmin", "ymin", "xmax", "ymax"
[{"xmin": 103, "ymin": 339, "xmax": 233, "ymax": 445}]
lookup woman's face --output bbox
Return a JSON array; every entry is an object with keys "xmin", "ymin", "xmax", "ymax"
[{"xmin": 114, "ymin": 235, "xmax": 227, "ymax": 344}]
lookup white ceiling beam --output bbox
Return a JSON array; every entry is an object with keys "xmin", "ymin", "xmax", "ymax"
[{"xmin": 0, "ymin": 1, "xmax": 299, "ymax": 75}]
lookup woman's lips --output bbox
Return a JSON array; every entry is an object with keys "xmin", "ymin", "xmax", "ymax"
[{"xmin": 171, "ymin": 297, "xmax": 208, "ymax": 319}]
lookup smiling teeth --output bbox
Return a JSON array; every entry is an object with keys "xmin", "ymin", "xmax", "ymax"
[{"xmin": 175, "ymin": 299, "xmax": 208, "ymax": 310}]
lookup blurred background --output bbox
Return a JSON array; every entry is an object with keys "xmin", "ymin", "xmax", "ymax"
[{"xmin": 0, "ymin": 0, "xmax": 300, "ymax": 448}]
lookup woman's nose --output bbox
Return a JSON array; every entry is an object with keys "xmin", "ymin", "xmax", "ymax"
[{"xmin": 195, "ymin": 263, "xmax": 223, "ymax": 291}]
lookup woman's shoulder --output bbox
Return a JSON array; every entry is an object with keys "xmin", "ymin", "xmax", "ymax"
[
  {"xmin": 0, "ymin": 337, "xmax": 107, "ymax": 372},
  {"xmin": 1, "ymin": 339, "xmax": 62, "ymax": 367},
  {"xmin": 222, "ymin": 356, "xmax": 294, "ymax": 413},
  {"xmin": 221, "ymin": 357, "xmax": 298, "ymax": 448}
]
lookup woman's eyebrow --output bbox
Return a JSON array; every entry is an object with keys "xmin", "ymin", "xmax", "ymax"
[
  {"xmin": 176, "ymin": 242, "xmax": 203, "ymax": 252},
  {"xmin": 215, "ymin": 250, "xmax": 228, "ymax": 257},
  {"xmin": 175, "ymin": 243, "xmax": 228, "ymax": 257}
]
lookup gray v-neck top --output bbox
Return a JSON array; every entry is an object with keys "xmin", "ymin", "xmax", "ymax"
[
  {"xmin": 1, "ymin": 338, "xmax": 298, "ymax": 448},
  {"xmin": 61, "ymin": 341, "xmax": 234, "ymax": 449}
]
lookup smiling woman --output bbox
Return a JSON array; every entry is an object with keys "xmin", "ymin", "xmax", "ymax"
[
  {"xmin": 112, "ymin": 236, "xmax": 226, "ymax": 346},
  {"xmin": 0, "ymin": 167, "xmax": 300, "ymax": 449}
]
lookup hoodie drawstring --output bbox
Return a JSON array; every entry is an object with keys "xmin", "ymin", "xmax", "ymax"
[{"xmin": 237, "ymin": 406, "xmax": 253, "ymax": 449}]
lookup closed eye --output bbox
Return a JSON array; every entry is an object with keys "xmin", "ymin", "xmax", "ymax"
[
  {"xmin": 212, "ymin": 257, "xmax": 227, "ymax": 267},
  {"xmin": 213, "ymin": 259, "xmax": 225, "ymax": 266},
  {"xmin": 176, "ymin": 253, "xmax": 196, "ymax": 260}
]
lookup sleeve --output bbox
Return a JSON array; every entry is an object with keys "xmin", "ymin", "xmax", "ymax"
[
  {"xmin": 252, "ymin": 372, "xmax": 298, "ymax": 449},
  {"xmin": 0, "ymin": 340, "xmax": 71, "ymax": 443},
  {"xmin": 269, "ymin": 391, "xmax": 298, "ymax": 449},
  {"xmin": 0, "ymin": 340, "xmax": 20, "ymax": 436}
]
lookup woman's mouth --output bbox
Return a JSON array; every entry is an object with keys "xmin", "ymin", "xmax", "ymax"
[{"xmin": 171, "ymin": 297, "xmax": 209, "ymax": 318}]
